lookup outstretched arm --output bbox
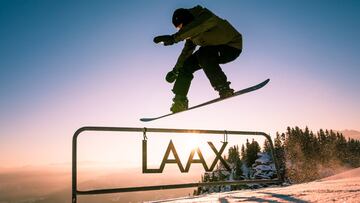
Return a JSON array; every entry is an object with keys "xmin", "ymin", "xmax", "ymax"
[{"xmin": 154, "ymin": 35, "xmax": 175, "ymax": 46}]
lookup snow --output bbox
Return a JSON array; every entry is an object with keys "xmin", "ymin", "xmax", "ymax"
[
  {"xmin": 254, "ymin": 152, "xmax": 271, "ymax": 164},
  {"xmin": 251, "ymin": 152, "xmax": 276, "ymax": 180},
  {"xmin": 254, "ymin": 164, "xmax": 272, "ymax": 171},
  {"xmin": 151, "ymin": 167, "xmax": 360, "ymax": 203}
]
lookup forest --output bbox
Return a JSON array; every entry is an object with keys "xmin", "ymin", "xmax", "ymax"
[{"xmin": 195, "ymin": 126, "xmax": 360, "ymax": 194}]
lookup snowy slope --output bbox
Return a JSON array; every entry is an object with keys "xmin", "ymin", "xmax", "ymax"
[{"xmin": 152, "ymin": 167, "xmax": 360, "ymax": 203}]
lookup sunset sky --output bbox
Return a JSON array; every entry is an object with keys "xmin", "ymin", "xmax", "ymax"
[{"xmin": 0, "ymin": 0, "xmax": 359, "ymax": 169}]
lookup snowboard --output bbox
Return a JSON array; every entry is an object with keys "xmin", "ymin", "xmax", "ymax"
[{"xmin": 140, "ymin": 78, "xmax": 270, "ymax": 122}]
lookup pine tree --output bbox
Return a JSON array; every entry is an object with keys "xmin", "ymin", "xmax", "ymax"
[
  {"xmin": 227, "ymin": 145, "xmax": 243, "ymax": 180},
  {"xmin": 241, "ymin": 144, "xmax": 246, "ymax": 161},
  {"xmin": 263, "ymin": 139, "xmax": 271, "ymax": 154},
  {"xmin": 274, "ymin": 132, "xmax": 285, "ymax": 180},
  {"xmin": 240, "ymin": 144, "xmax": 245, "ymax": 160},
  {"xmin": 245, "ymin": 139, "xmax": 260, "ymax": 167}
]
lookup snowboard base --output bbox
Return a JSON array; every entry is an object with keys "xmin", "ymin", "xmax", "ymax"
[{"xmin": 140, "ymin": 78, "xmax": 270, "ymax": 122}]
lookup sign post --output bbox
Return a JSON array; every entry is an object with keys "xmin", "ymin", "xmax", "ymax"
[{"xmin": 72, "ymin": 126, "xmax": 283, "ymax": 203}]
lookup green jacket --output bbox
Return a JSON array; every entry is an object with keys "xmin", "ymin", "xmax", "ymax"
[{"xmin": 173, "ymin": 5, "xmax": 242, "ymax": 70}]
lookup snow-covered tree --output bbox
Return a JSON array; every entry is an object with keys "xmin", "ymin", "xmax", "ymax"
[{"xmin": 251, "ymin": 152, "xmax": 276, "ymax": 180}]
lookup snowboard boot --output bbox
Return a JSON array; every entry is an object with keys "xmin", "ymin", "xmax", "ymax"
[
  {"xmin": 170, "ymin": 95, "xmax": 189, "ymax": 113},
  {"xmin": 216, "ymin": 82, "xmax": 234, "ymax": 99}
]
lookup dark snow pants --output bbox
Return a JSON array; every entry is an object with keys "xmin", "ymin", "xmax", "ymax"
[{"xmin": 172, "ymin": 45, "xmax": 242, "ymax": 97}]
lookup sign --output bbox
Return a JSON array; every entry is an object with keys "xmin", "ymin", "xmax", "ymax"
[{"xmin": 142, "ymin": 139, "xmax": 231, "ymax": 173}]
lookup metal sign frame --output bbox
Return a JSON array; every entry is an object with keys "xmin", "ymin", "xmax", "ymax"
[{"xmin": 72, "ymin": 126, "xmax": 283, "ymax": 203}]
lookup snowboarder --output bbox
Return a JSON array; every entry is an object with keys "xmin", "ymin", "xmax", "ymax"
[{"xmin": 154, "ymin": 5, "xmax": 242, "ymax": 113}]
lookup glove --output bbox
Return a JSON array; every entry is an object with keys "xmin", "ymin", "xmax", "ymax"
[
  {"xmin": 165, "ymin": 69, "xmax": 179, "ymax": 83},
  {"xmin": 154, "ymin": 35, "xmax": 175, "ymax": 46}
]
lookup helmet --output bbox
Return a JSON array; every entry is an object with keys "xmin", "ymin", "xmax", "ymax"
[{"xmin": 172, "ymin": 8, "xmax": 194, "ymax": 28}]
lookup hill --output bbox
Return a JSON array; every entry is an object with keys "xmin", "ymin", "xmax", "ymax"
[
  {"xmin": 154, "ymin": 167, "xmax": 360, "ymax": 202},
  {"xmin": 341, "ymin": 129, "xmax": 360, "ymax": 140}
]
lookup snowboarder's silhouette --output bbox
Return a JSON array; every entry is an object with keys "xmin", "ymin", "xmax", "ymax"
[{"xmin": 154, "ymin": 5, "xmax": 242, "ymax": 113}]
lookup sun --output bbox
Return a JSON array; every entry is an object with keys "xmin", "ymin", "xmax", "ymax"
[
  {"xmin": 180, "ymin": 133, "xmax": 203, "ymax": 150},
  {"xmin": 171, "ymin": 133, "xmax": 210, "ymax": 161}
]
